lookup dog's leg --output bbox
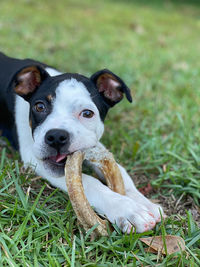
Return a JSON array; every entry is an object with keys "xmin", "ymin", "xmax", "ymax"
[
  {"xmin": 117, "ymin": 164, "xmax": 165, "ymax": 223},
  {"xmin": 49, "ymin": 172, "xmax": 163, "ymax": 233},
  {"xmin": 81, "ymin": 173, "xmax": 164, "ymax": 233},
  {"xmin": 84, "ymin": 143, "xmax": 165, "ymax": 232}
]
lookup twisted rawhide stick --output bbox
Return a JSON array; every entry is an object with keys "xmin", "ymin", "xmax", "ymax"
[{"xmin": 64, "ymin": 144, "xmax": 125, "ymax": 237}]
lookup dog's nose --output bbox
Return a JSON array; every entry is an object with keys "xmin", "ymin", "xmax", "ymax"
[{"xmin": 45, "ymin": 129, "xmax": 70, "ymax": 149}]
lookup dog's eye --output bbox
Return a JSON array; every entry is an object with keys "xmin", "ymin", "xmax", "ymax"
[
  {"xmin": 80, "ymin": 109, "xmax": 94, "ymax": 118},
  {"xmin": 34, "ymin": 102, "xmax": 46, "ymax": 113}
]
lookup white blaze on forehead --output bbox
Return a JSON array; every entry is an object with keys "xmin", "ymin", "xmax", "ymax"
[
  {"xmin": 52, "ymin": 78, "xmax": 98, "ymax": 117},
  {"xmin": 56, "ymin": 78, "xmax": 91, "ymax": 104}
]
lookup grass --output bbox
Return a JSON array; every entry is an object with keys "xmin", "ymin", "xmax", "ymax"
[{"xmin": 0, "ymin": 0, "xmax": 200, "ymax": 265}]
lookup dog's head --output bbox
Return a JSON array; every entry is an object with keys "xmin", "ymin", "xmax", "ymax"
[{"xmin": 13, "ymin": 65, "xmax": 132, "ymax": 177}]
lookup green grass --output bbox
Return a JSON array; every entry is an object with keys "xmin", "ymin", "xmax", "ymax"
[{"xmin": 0, "ymin": 0, "xmax": 200, "ymax": 265}]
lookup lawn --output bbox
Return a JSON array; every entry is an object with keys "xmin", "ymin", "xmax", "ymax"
[{"xmin": 0, "ymin": 0, "xmax": 200, "ymax": 266}]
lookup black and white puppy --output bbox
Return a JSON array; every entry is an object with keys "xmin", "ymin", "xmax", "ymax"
[{"xmin": 0, "ymin": 52, "xmax": 164, "ymax": 233}]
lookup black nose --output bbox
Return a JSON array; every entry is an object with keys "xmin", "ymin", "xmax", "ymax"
[{"xmin": 45, "ymin": 129, "xmax": 70, "ymax": 150}]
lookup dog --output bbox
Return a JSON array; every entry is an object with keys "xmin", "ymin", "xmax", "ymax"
[{"xmin": 0, "ymin": 52, "xmax": 165, "ymax": 233}]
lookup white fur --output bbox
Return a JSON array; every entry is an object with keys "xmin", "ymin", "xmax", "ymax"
[
  {"xmin": 15, "ymin": 67, "xmax": 165, "ymax": 234},
  {"xmin": 45, "ymin": 67, "xmax": 62, "ymax": 76}
]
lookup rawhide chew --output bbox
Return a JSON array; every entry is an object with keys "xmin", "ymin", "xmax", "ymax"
[
  {"xmin": 65, "ymin": 144, "xmax": 125, "ymax": 237},
  {"xmin": 84, "ymin": 144, "xmax": 125, "ymax": 195}
]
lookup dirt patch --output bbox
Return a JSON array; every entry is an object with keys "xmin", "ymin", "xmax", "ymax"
[
  {"xmin": 158, "ymin": 192, "xmax": 200, "ymax": 227},
  {"xmin": 132, "ymin": 173, "xmax": 200, "ymax": 227}
]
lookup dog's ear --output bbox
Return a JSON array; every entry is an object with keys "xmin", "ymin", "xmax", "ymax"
[
  {"xmin": 90, "ymin": 69, "xmax": 132, "ymax": 107},
  {"xmin": 13, "ymin": 65, "xmax": 49, "ymax": 100}
]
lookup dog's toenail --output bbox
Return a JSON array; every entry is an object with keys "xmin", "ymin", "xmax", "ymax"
[{"xmin": 149, "ymin": 212, "xmax": 155, "ymax": 218}]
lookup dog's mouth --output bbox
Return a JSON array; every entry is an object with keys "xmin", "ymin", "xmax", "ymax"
[{"xmin": 44, "ymin": 153, "xmax": 72, "ymax": 167}]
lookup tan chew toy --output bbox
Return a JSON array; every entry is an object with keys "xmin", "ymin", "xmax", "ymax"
[{"xmin": 64, "ymin": 144, "xmax": 125, "ymax": 237}]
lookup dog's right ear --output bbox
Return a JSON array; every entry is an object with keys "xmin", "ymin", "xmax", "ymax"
[{"xmin": 13, "ymin": 65, "xmax": 49, "ymax": 100}]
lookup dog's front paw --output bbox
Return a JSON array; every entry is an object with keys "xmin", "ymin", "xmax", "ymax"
[
  {"xmin": 126, "ymin": 202, "xmax": 165, "ymax": 233},
  {"xmin": 126, "ymin": 192, "xmax": 166, "ymax": 229},
  {"xmin": 104, "ymin": 195, "xmax": 164, "ymax": 234}
]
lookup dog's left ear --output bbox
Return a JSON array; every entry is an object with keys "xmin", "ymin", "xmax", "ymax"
[
  {"xmin": 13, "ymin": 65, "xmax": 49, "ymax": 101},
  {"xmin": 90, "ymin": 69, "xmax": 132, "ymax": 107}
]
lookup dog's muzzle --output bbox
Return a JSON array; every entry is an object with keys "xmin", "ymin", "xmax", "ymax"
[{"xmin": 44, "ymin": 128, "xmax": 71, "ymax": 167}]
